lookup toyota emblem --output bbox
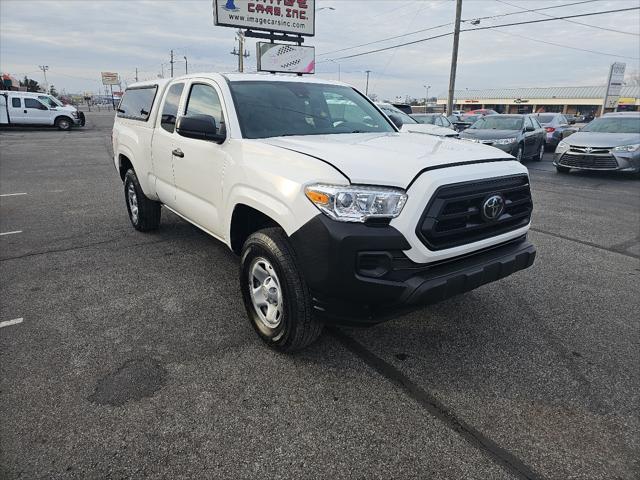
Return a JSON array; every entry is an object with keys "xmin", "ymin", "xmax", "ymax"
[{"xmin": 482, "ymin": 195, "xmax": 505, "ymax": 221}]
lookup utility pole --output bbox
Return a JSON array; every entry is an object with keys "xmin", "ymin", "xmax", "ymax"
[
  {"xmin": 170, "ymin": 50, "xmax": 174, "ymax": 77},
  {"xmin": 230, "ymin": 30, "xmax": 250, "ymax": 73},
  {"xmin": 184, "ymin": 56, "xmax": 188, "ymax": 75},
  {"xmin": 446, "ymin": 0, "xmax": 463, "ymax": 115},
  {"xmin": 424, "ymin": 84, "xmax": 431, "ymax": 112},
  {"xmin": 38, "ymin": 65, "xmax": 49, "ymax": 93},
  {"xmin": 365, "ymin": 70, "xmax": 371, "ymax": 96},
  {"xmin": 135, "ymin": 68, "xmax": 138, "ymax": 82}
]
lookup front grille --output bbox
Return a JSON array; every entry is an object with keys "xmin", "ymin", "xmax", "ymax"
[
  {"xmin": 417, "ymin": 175, "xmax": 532, "ymax": 251},
  {"xmin": 559, "ymin": 153, "xmax": 618, "ymax": 169}
]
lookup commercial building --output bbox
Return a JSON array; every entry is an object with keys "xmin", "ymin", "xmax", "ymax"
[{"xmin": 435, "ymin": 85, "xmax": 640, "ymax": 115}]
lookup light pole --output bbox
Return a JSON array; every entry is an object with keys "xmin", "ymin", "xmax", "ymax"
[
  {"xmin": 184, "ymin": 56, "xmax": 188, "ymax": 75},
  {"xmin": 39, "ymin": 65, "xmax": 49, "ymax": 93},
  {"xmin": 365, "ymin": 70, "xmax": 371, "ymax": 96},
  {"xmin": 424, "ymin": 84, "xmax": 431, "ymax": 112}
]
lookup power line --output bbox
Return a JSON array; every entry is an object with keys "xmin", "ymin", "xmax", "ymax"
[
  {"xmin": 494, "ymin": 0, "xmax": 640, "ymax": 36},
  {"xmin": 490, "ymin": 28, "xmax": 640, "ymax": 60},
  {"xmin": 318, "ymin": 0, "xmax": 601, "ymax": 57},
  {"xmin": 320, "ymin": 6, "xmax": 640, "ymax": 62}
]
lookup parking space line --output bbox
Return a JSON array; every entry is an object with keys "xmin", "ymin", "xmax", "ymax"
[
  {"xmin": 0, "ymin": 231, "xmax": 23, "ymax": 236},
  {"xmin": 329, "ymin": 327, "xmax": 544, "ymax": 480},
  {"xmin": 0, "ymin": 318, "xmax": 24, "ymax": 328},
  {"xmin": 0, "ymin": 193, "xmax": 28, "ymax": 197}
]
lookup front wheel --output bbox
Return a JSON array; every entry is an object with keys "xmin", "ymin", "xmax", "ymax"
[
  {"xmin": 515, "ymin": 144, "xmax": 524, "ymax": 163},
  {"xmin": 535, "ymin": 142, "xmax": 545, "ymax": 161},
  {"xmin": 240, "ymin": 227, "xmax": 323, "ymax": 352},
  {"xmin": 55, "ymin": 117, "xmax": 72, "ymax": 131}
]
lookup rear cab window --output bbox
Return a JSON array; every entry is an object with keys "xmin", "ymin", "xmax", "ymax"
[
  {"xmin": 117, "ymin": 86, "xmax": 158, "ymax": 121},
  {"xmin": 11, "ymin": 97, "xmax": 21, "ymax": 108}
]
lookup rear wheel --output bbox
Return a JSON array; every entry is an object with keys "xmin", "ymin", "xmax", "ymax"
[
  {"xmin": 556, "ymin": 165, "xmax": 571, "ymax": 174},
  {"xmin": 55, "ymin": 116, "xmax": 72, "ymax": 131},
  {"xmin": 124, "ymin": 169, "xmax": 161, "ymax": 231},
  {"xmin": 240, "ymin": 227, "xmax": 323, "ymax": 352}
]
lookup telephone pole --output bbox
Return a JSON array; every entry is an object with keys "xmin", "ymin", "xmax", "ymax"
[
  {"xmin": 447, "ymin": 0, "xmax": 462, "ymax": 115},
  {"xmin": 184, "ymin": 56, "xmax": 188, "ymax": 75},
  {"xmin": 38, "ymin": 65, "xmax": 49, "ymax": 93},
  {"xmin": 230, "ymin": 30, "xmax": 250, "ymax": 72},
  {"xmin": 365, "ymin": 70, "xmax": 371, "ymax": 96},
  {"xmin": 135, "ymin": 68, "xmax": 138, "ymax": 82},
  {"xmin": 170, "ymin": 50, "xmax": 174, "ymax": 77}
]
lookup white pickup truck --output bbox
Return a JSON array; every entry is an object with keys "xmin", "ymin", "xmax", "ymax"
[
  {"xmin": 112, "ymin": 73, "xmax": 535, "ymax": 352},
  {"xmin": 0, "ymin": 91, "xmax": 84, "ymax": 130}
]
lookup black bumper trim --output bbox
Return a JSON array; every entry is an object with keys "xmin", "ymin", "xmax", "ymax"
[{"xmin": 289, "ymin": 215, "xmax": 535, "ymax": 325}]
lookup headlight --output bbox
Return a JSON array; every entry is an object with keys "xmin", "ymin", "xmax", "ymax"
[
  {"xmin": 304, "ymin": 184, "xmax": 407, "ymax": 223},
  {"xmin": 461, "ymin": 137, "xmax": 479, "ymax": 143},
  {"xmin": 493, "ymin": 138, "xmax": 517, "ymax": 145},
  {"xmin": 612, "ymin": 144, "xmax": 640, "ymax": 153},
  {"xmin": 556, "ymin": 141, "xmax": 570, "ymax": 153}
]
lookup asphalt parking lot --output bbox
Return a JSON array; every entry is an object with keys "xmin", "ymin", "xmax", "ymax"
[{"xmin": 1, "ymin": 111, "xmax": 639, "ymax": 480}]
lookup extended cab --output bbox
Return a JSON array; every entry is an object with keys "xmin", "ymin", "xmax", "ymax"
[
  {"xmin": 112, "ymin": 74, "xmax": 536, "ymax": 352},
  {"xmin": 0, "ymin": 91, "xmax": 85, "ymax": 130}
]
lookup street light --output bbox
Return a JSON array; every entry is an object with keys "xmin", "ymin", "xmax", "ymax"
[
  {"xmin": 328, "ymin": 58, "xmax": 341, "ymax": 81},
  {"xmin": 424, "ymin": 84, "xmax": 431, "ymax": 112}
]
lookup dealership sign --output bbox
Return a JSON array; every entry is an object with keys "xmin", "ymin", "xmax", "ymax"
[
  {"xmin": 603, "ymin": 62, "xmax": 626, "ymax": 109},
  {"xmin": 214, "ymin": 0, "xmax": 315, "ymax": 36},
  {"xmin": 101, "ymin": 72, "xmax": 119, "ymax": 85},
  {"xmin": 257, "ymin": 42, "xmax": 314, "ymax": 73}
]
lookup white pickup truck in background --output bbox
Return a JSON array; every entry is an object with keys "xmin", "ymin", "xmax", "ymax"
[
  {"xmin": 112, "ymin": 73, "xmax": 536, "ymax": 352},
  {"xmin": 0, "ymin": 91, "xmax": 85, "ymax": 130}
]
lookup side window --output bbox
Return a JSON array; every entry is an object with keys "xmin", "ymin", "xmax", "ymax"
[
  {"xmin": 117, "ymin": 86, "xmax": 158, "ymax": 121},
  {"xmin": 559, "ymin": 115, "xmax": 568, "ymax": 125},
  {"xmin": 531, "ymin": 117, "xmax": 542, "ymax": 129},
  {"xmin": 184, "ymin": 83, "xmax": 225, "ymax": 133},
  {"xmin": 525, "ymin": 117, "xmax": 534, "ymax": 130},
  {"xmin": 160, "ymin": 83, "xmax": 184, "ymax": 133},
  {"xmin": 24, "ymin": 98, "xmax": 46, "ymax": 110},
  {"xmin": 436, "ymin": 117, "xmax": 444, "ymax": 127},
  {"xmin": 11, "ymin": 98, "xmax": 21, "ymax": 108},
  {"xmin": 442, "ymin": 116, "xmax": 452, "ymax": 127}
]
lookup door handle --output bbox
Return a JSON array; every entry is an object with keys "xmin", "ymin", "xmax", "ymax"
[
  {"xmin": 172, "ymin": 148, "xmax": 184, "ymax": 158},
  {"xmin": 24, "ymin": 110, "xmax": 27, "ymax": 114}
]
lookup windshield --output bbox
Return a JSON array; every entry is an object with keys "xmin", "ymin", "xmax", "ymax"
[
  {"xmin": 535, "ymin": 115, "xmax": 555, "ymax": 124},
  {"xmin": 38, "ymin": 95, "xmax": 63, "ymax": 107},
  {"xmin": 229, "ymin": 81, "xmax": 395, "ymax": 139},
  {"xmin": 581, "ymin": 117, "xmax": 640, "ymax": 134},
  {"xmin": 378, "ymin": 104, "xmax": 418, "ymax": 124},
  {"xmin": 413, "ymin": 115, "xmax": 437, "ymax": 125},
  {"xmin": 470, "ymin": 116, "xmax": 523, "ymax": 130}
]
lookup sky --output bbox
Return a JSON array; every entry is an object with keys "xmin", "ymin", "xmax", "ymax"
[{"xmin": 1, "ymin": 0, "xmax": 639, "ymax": 99}]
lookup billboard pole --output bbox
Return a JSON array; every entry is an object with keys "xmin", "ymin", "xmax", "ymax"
[
  {"xmin": 447, "ymin": 0, "xmax": 463, "ymax": 115},
  {"xmin": 110, "ymin": 84, "xmax": 115, "ymax": 110}
]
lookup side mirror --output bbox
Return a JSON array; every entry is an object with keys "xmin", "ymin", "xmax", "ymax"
[
  {"xmin": 568, "ymin": 118, "xmax": 576, "ymax": 125},
  {"xmin": 176, "ymin": 114, "xmax": 225, "ymax": 143},
  {"xmin": 40, "ymin": 105, "xmax": 49, "ymax": 110},
  {"xmin": 387, "ymin": 113, "xmax": 404, "ymax": 129},
  {"xmin": 525, "ymin": 125, "xmax": 535, "ymax": 132}
]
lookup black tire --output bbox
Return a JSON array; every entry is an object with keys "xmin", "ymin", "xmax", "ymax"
[
  {"xmin": 123, "ymin": 169, "xmax": 161, "ymax": 231},
  {"xmin": 556, "ymin": 165, "xmax": 571, "ymax": 174},
  {"xmin": 55, "ymin": 116, "xmax": 72, "ymax": 131},
  {"xmin": 516, "ymin": 144, "xmax": 524, "ymax": 162},
  {"xmin": 240, "ymin": 227, "xmax": 323, "ymax": 352}
]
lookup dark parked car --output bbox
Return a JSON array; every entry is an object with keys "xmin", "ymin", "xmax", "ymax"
[
  {"xmin": 459, "ymin": 114, "xmax": 546, "ymax": 162},
  {"xmin": 392, "ymin": 103, "xmax": 413, "ymax": 115},
  {"xmin": 447, "ymin": 113, "xmax": 481, "ymax": 131},
  {"xmin": 411, "ymin": 113, "xmax": 455, "ymax": 129},
  {"xmin": 534, "ymin": 112, "xmax": 578, "ymax": 148}
]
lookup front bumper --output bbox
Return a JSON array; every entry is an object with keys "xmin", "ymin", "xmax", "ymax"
[
  {"xmin": 73, "ymin": 112, "xmax": 86, "ymax": 126},
  {"xmin": 553, "ymin": 151, "xmax": 640, "ymax": 172},
  {"xmin": 289, "ymin": 215, "xmax": 536, "ymax": 325}
]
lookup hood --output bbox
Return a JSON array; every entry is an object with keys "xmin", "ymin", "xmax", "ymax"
[
  {"xmin": 401, "ymin": 123, "xmax": 458, "ymax": 137},
  {"xmin": 256, "ymin": 132, "xmax": 512, "ymax": 188},
  {"xmin": 563, "ymin": 131, "xmax": 640, "ymax": 148},
  {"xmin": 460, "ymin": 129, "xmax": 520, "ymax": 140}
]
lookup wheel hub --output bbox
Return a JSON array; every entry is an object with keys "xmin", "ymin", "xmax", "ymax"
[{"xmin": 249, "ymin": 258, "xmax": 283, "ymax": 329}]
